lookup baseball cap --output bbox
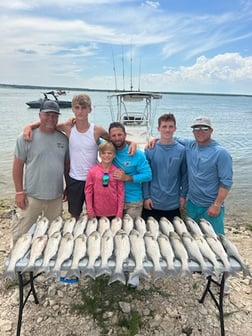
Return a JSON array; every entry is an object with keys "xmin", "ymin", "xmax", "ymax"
[
  {"xmin": 40, "ymin": 100, "xmax": 60, "ymax": 114},
  {"xmin": 191, "ymin": 116, "xmax": 212, "ymax": 128}
]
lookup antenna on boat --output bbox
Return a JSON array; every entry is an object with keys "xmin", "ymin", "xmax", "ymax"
[
  {"xmin": 121, "ymin": 46, "xmax": 125, "ymax": 91},
  {"xmin": 111, "ymin": 47, "xmax": 118, "ymax": 91},
  {"xmin": 130, "ymin": 44, "xmax": 133, "ymax": 91},
  {"xmin": 138, "ymin": 57, "xmax": 141, "ymax": 92}
]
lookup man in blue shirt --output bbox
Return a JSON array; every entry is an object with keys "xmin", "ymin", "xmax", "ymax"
[
  {"xmin": 109, "ymin": 122, "xmax": 152, "ymax": 219},
  {"xmin": 142, "ymin": 113, "xmax": 188, "ymax": 221},
  {"xmin": 182, "ymin": 116, "xmax": 233, "ymax": 235}
]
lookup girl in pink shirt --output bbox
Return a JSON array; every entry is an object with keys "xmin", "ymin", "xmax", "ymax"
[{"xmin": 85, "ymin": 141, "xmax": 124, "ymax": 219}]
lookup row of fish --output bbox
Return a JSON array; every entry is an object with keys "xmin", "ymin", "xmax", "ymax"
[{"xmin": 4, "ymin": 214, "xmax": 250, "ymax": 284}]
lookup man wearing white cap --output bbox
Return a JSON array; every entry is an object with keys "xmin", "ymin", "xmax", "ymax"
[
  {"xmin": 185, "ymin": 116, "xmax": 233, "ymax": 235},
  {"xmin": 12, "ymin": 100, "xmax": 70, "ymax": 243}
]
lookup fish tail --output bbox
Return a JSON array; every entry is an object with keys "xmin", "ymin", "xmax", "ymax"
[
  {"xmin": 242, "ymin": 266, "xmax": 251, "ymax": 278},
  {"xmin": 202, "ymin": 267, "xmax": 214, "ymax": 278},
  {"xmin": 36, "ymin": 265, "xmax": 50, "ymax": 275},
  {"xmin": 153, "ymin": 269, "xmax": 166, "ymax": 279},
  {"xmin": 49, "ymin": 270, "xmax": 61, "ymax": 279},
  {"xmin": 179, "ymin": 268, "xmax": 192, "ymax": 278},
  {"xmin": 96, "ymin": 266, "xmax": 112, "ymax": 277},
  {"xmin": 130, "ymin": 268, "xmax": 149, "ymax": 279},
  {"xmin": 166, "ymin": 268, "xmax": 177, "ymax": 277},
  {"xmin": 22, "ymin": 266, "xmax": 34, "ymax": 274},
  {"xmin": 108, "ymin": 272, "xmax": 126, "ymax": 285},
  {"xmin": 82, "ymin": 267, "xmax": 96, "ymax": 280},
  {"xmin": 4, "ymin": 270, "xmax": 17, "ymax": 281},
  {"xmin": 66, "ymin": 268, "xmax": 81, "ymax": 279}
]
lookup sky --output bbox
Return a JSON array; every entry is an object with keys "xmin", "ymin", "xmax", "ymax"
[{"xmin": 1, "ymin": 0, "xmax": 252, "ymax": 94}]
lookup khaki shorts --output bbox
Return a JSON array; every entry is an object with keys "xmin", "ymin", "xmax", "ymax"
[
  {"xmin": 123, "ymin": 201, "xmax": 143, "ymax": 220},
  {"xmin": 11, "ymin": 196, "xmax": 63, "ymax": 242}
]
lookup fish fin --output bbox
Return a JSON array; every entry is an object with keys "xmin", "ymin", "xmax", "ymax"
[
  {"xmin": 66, "ymin": 268, "xmax": 81, "ymax": 279},
  {"xmin": 81, "ymin": 267, "xmax": 96, "ymax": 280},
  {"xmin": 96, "ymin": 266, "xmax": 112, "ymax": 277},
  {"xmin": 108, "ymin": 272, "xmax": 126, "ymax": 285}
]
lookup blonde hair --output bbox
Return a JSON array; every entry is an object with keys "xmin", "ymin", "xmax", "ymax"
[
  {"xmin": 72, "ymin": 94, "xmax": 91, "ymax": 107},
  {"xmin": 98, "ymin": 141, "xmax": 116, "ymax": 153}
]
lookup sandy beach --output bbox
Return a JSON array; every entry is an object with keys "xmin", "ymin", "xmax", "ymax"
[{"xmin": 0, "ymin": 198, "xmax": 251, "ymax": 336}]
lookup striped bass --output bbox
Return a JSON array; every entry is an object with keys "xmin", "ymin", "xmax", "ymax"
[
  {"xmin": 33, "ymin": 216, "xmax": 49, "ymax": 241},
  {"xmin": 82, "ymin": 231, "xmax": 101, "ymax": 279},
  {"xmin": 66, "ymin": 233, "xmax": 87, "ymax": 278},
  {"xmin": 193, "ymin": 234, "xmax": 222, "ymax": 277},
  {"xmin": 38, "ymin": 231, "xmax": 61, "ymax": 274},
  {"xmin": 122, "ymin": 213, "xmax": 134, "ymax": 235},
  {"xmin": 51, "ymin": 232, "xmax": 74, "ymax": 279},
  {"xmin": 85, "ymin": 218, "xmax": 98, "ymax": 237},
  {"xmin": 23, "ymin": 235, "xmax": 48, "ymax": 273},
  {"xmin": 182, "ymin": 232, "xmax": 212, "ymax": 277},
  {"xmin": 157, "ymin": 233, "xmax": 176, "ymax": 276},
  {"xmin": 62, "ymin": 217, "xmax": 76, "ymax": 235},
  {"xmin": 146, "ymin": 216, "xmax": 159, "ymax": 240},
  {"xmin": 73, "ymin": 215, "xmax": 88, "ymax": 239},
  {"xmin": 110, "ymin": 217, "xmax": 122, "ymax": 236},
  {"xmin": 205, "ymin": 234, "xmax": 234, "ymax": 275},
  {"xmin": 129, "ymin": 229, "xmax": 148, "ymax": 280},
  {"xmin": 108, "ymin": 230, "xmax": 130, "ymax": 285},
  {"xmin": 135, "ymin": 216, "xmax": 147, "ymax": 237},
  {"xmin": 98, "ymin": 217, "xmax": 110, "ymax": 237},
  {"xmin": 5, "ymin": 233, "xmax": 32, "ymax": 280},
  {"xmin": 144, "ymin": 231, "xmax": 165, "ymax": 279},
  {"xmin": 172, "ymin": 216, "xmax": 188, "ymax": 236},
  {"xmin": 199, "ymin": 218, "xmax": 217, "ymax": 237},
  {"xmin": 48, "ymin": 216, "xmax": 63, "ymax": 237},
  {"xmin": 159, "ymin": 217, "xmax": 174, "ymax": 236},
  {"xmin": 185, "ymin": 217, "xmax": 204, "ymax": 236},
  {"xmin": 170, "ymin": 231, "xmax": 192, "ymax": 278},
  {"xmin": 218, "ymin": 234, "xmax": 251, "ymax": 277},
  {"xmin": 96, "ymin": 229, "xmax": 114, "ymax": 277}
]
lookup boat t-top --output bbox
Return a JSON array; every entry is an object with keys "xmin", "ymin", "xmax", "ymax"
[{"xmin": 108, "ymin": 91, "xmax": 162, "ymax": 148}]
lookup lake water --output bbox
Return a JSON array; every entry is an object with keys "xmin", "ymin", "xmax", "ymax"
[{"xmin": 0, "ymin": 87, "xmax": 252, "ymax": 221}]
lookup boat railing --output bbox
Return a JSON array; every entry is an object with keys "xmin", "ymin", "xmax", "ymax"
[{"xmin": 121, "ymin": 112, "xmax": 148, "ymax": 126}]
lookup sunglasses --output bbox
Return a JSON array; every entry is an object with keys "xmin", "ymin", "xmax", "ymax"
[
  {"xmin": 102, "ymin": 173, "xmax": 109, "ymax": 187},
  {"xmin": 192, "ymin": 126, "xmax": 210, "ymax": 132}
]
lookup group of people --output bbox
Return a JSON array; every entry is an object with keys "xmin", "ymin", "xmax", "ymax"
[{"xmin": 12, "ymin": 93, "xmax": 233, "ymax": 252}]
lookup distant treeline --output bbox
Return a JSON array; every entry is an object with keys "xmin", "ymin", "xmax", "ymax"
[{"xmin": 0, "ymin": 83, "xmax": 251, "ymax": 98}]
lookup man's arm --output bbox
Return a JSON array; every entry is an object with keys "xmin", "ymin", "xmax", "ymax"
[
  {"xmin": 95, "ymin": 125, "xmax": 137, "ymax": 155},
  {"xmin": 23, "ymin": 118, "xmax": 73, "ymax": 140},
  {"xmin": 13, "ymin": 156, "xmax": 28, "ymax": 209},
  {"xmin": 208, "ymin": 186, "xmax": 230, "ymax": 217}
]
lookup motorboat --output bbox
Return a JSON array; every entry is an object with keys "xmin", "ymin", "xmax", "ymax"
[
  {"xmin": 26, "ymin": 91, "xmax": 72, "ymax": 108},
  {"xmin": 108, "ymin": 91, "xmax": 162, "ymax": 148}
]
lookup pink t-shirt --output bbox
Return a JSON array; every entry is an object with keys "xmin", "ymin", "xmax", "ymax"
[{"xmin": 85, "ymin": 163, "xmax": 124, "ymax": 218}]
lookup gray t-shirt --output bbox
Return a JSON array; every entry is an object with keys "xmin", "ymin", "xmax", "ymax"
[{"xmin": 14, "ymin": 129, "xmax": 69, "ymax": 199}]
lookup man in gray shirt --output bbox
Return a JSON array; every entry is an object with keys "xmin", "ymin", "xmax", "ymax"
[{"xmin": 12, "ymin": 101, "xmax": 69, "ymax": 244}]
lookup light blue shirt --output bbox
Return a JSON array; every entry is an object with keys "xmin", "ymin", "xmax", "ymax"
[
  {"xmin": 143, "ymin": 140, "xmax": 188, "ymax": 210},
  {"xmin": 177, "ymin": 137, "xmax": 233, "ymax": 207},
  {"xmin": 113, "ymin": 144, "xmax": 152, "ymax": 202}
]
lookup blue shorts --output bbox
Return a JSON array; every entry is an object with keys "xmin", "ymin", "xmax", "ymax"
[{"xmin": 186, "ymin": 200, "xmax": 225, "ymax": 234}]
